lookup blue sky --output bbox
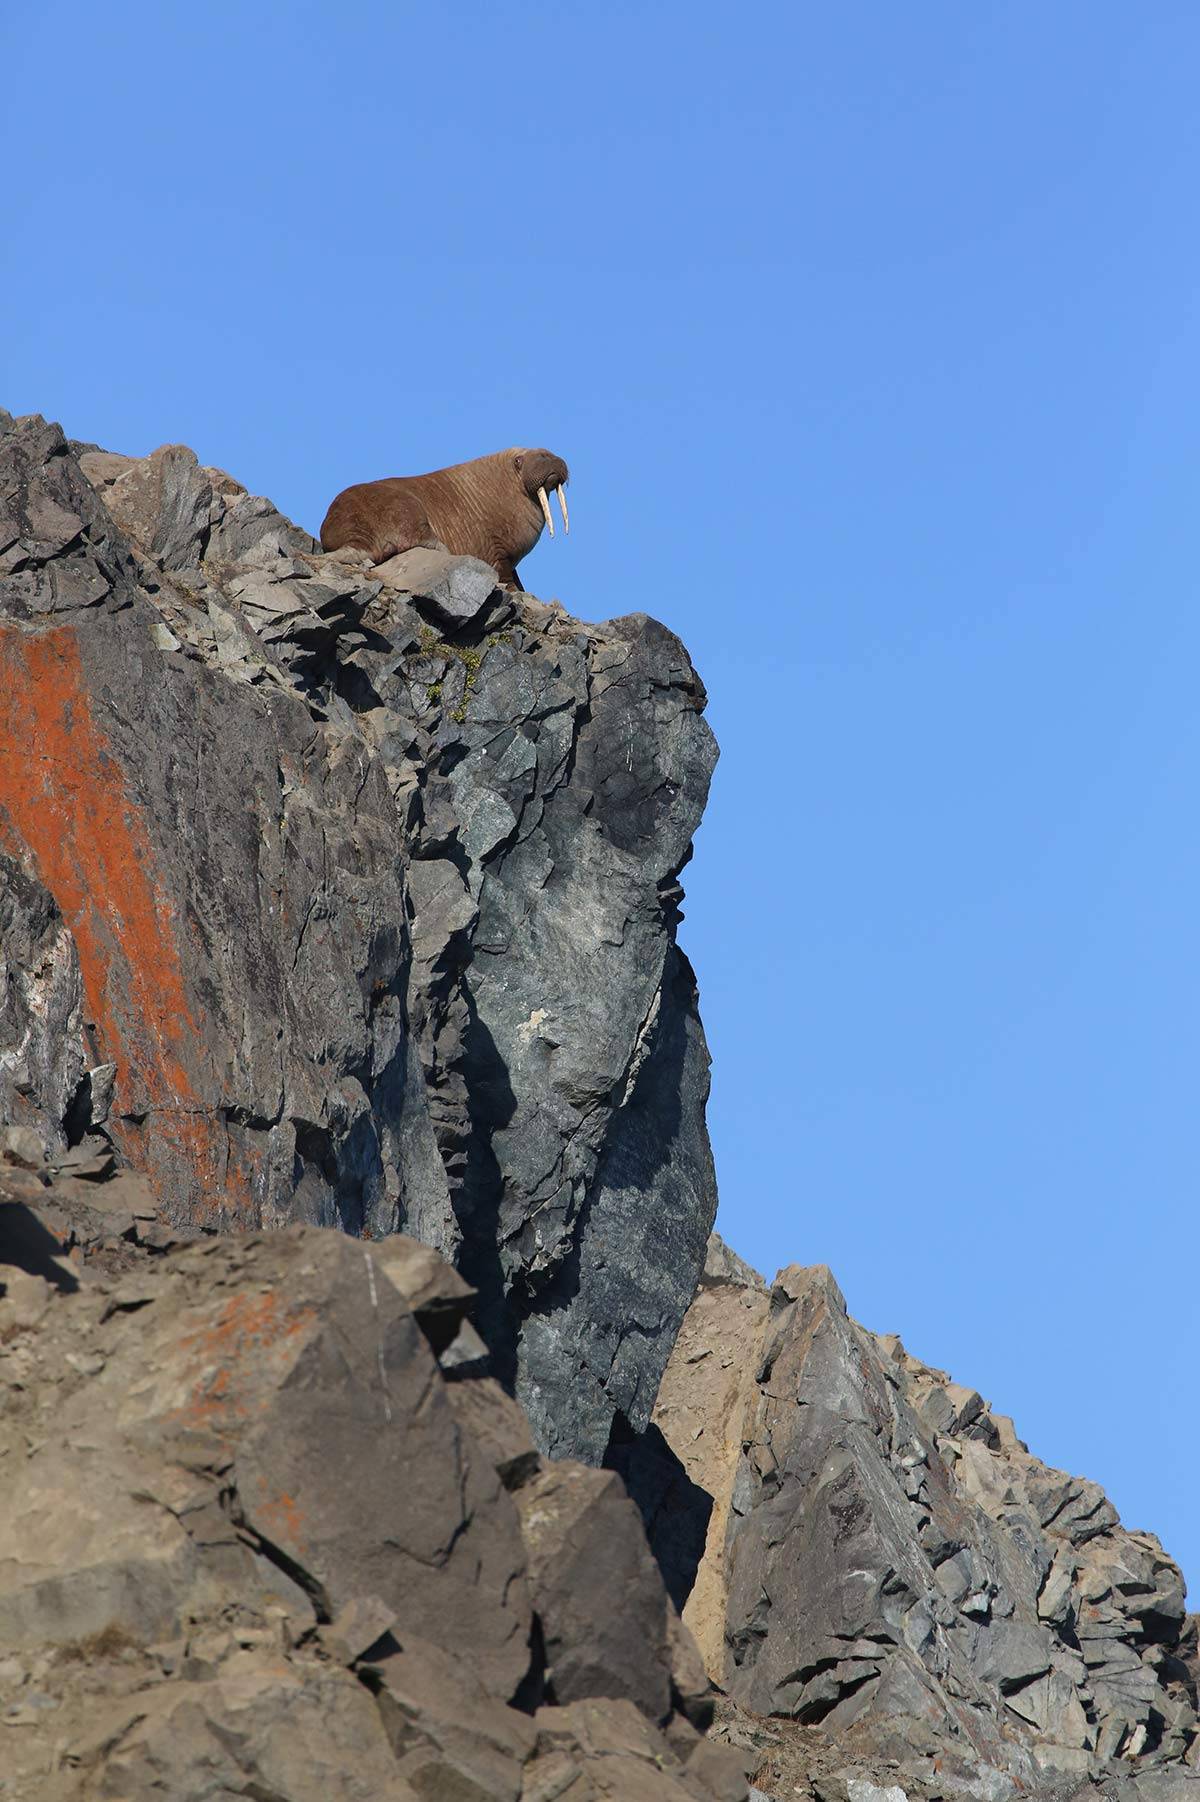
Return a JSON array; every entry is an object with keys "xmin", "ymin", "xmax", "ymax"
[{"xmin": 4, "ymin": 4, "xmax": 1197, "ymax": 1586}]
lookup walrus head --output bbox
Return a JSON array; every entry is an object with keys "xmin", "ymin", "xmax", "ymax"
[{"xmin": 511, "ymin": 448, "xmax": 570, "ymax": 539}]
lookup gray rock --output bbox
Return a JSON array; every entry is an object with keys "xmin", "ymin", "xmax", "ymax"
[
  {"xmin": 94, "ymin": 440, "xmax": 317, "ymax": 571},
  {"xmin": 374, "ymin": 543, "xmax": 501, "ymax": 627},
  {"xmin": 653, "ymin": 1261, "xmax": 1199, "ymax": 1795},
  {"xmin": 700, "ymin": 1230, "xmax": 767, "ymax": 1291},
  {"xmin": 0, "ymin": 847, "xmax": 84, "ymax": 1157},
  {"xmin": 0, "ymin": 414, "xmax": 140, "ymax": 616},
  {"xmin": 513, "ymin": 1459, "xmax": 676, "ymax": 1721}
]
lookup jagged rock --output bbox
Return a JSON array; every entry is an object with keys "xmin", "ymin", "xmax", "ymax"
[
  {"xmin": 17, "ymin": 405, "xmax": 1196, "ymax": 1802},
  {"xmin": 699, "ymin": 1230, "xmax": 767, "ymax": 1293},
  {"xmin": 0, "ymin": 1190, "xmax": 746, "ymax": 1802},
  {"xmin": 364, "ymin": 1231, "xmax": 475, "ymax": 1351},
  {"xmin": 652, "ymin": 1240, "xmax": 1198, "ymax": 1800},
  {"xmin": 0, "ymin": 412, "xmax": 719, "ymax": 1462},
  {"xmin": 443, "ymin": 1361, "xmax": 541, "ymax": 1489},
  {"xmin": 367, "ymin": 599, "xmax": 719, "ymax": 1461},
  {"xmin": 73, "ymin": 1663, "xmax": 420, "ymax": 1802},
  {"xmin": 322, "ymin": 1594, "xmax": 399, "ymax": 1665}
]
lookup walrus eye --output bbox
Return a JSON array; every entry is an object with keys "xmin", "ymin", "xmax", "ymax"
[{"xmin": 513, "ymin": 454, "xmax": 524, "ymax": 472}]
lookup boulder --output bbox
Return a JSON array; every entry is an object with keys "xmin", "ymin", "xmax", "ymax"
[
  {"xmin": 373, "ymin": 543, "xmax": 501, "ymax": 628},
  {"xmin": 513, "ymin": 1460, "xmax": 677, "ymax": 1721}
]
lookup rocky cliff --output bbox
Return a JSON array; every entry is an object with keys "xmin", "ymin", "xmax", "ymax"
[
  {"xmin": 3, "ymin": 409, "xmax": 1197, "ymax": 1802},
  {"xmin": 651, "ymin": 1240, "xmax": 1200, "ymax": 1802},
  {"xmin": 0, "ymin": 410, "xmax": 718, "ymax": 1463}
]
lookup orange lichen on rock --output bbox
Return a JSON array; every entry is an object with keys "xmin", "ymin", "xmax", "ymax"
[
  {"xmin": 179, "ymin": 1289, "xmax": 318, "ymax": 1363},
  {"xmin": 182, "ymin": 1364, "xmax": 242, "ymax": 1430},
  {"xmin": 253, "ymin": 1484, "xmax": 308, "ymax": 1555},
  {"xmin": 171, "ymin": 1290, "xmax": 318, "ymax": 1433},
  {"xmin": 0, "ymin": 624, "xmax": 250, "ymax": 1218}
]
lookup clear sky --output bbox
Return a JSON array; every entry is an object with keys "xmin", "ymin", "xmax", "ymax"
[{"xmin": 4, "ymin": 4, "xmax": 1196, "ymax": 1588}]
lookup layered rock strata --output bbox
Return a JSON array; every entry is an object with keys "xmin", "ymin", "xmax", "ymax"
[
  {"xmin": 0, "ymin": 1158, "xmax": 748, "ymax": 1802},
  {"xmin": 652, "ymin": 1239, "xmax": 1199, "ymax": 1802},
  {"xmin": 0, "ymin": 409, "xmax": 719, "ymax": 1461}
]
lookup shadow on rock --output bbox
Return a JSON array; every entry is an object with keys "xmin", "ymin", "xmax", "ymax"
[
  {"xmin": 0, "ymin": 1199, "xmax": 79, "ymax": 1292},
  {"xmin": 455, "ymin": 994, "xmax": 520, "ymax": 1391},
  {"xmin": 605, "ymin": 1415, "xmax": 715, "ymax": 1615}
]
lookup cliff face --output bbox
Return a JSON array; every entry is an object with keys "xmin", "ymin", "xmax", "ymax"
[
  {"xmin": 0, "ymin": 411, "xmax": 718, "ymax": 1463},
  {"xmin": 652, "ymin": 1241, "xmax": 1200, "ymax": 1801}
]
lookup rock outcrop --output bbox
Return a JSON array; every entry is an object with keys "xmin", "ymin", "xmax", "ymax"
[
  {"xmin": 0, "ymin": 409, "xmax": 719, "ymax": 1463},
  {"xmin": 651, "ymin": 1239, "xmax": 1200, "ymax": 1801},
  {"xmin": 0, "ymin": 1161, "xmax": 748, "ymax": 1802},
  {"xmin": 6, "ymin": 406, "xmax": 1198, "ymax": 1802}
]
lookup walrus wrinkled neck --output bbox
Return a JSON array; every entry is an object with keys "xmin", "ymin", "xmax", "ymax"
[{"xmin": 432, "ymin": 454, "xmax": 543, "ymax": 575}]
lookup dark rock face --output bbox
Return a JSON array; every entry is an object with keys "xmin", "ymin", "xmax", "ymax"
[
  {"xmin": 0, "ymin": 1167, "xmax": 746, "ymax": 1802},
  {"xmin": 653, "ymin": 1243, "xmax": 1200, "ymax": 1801},
  {"xmin": 0, "ymin": 845, "xmax": 85, "ymax": 1154},
  {"xmin": 0, "ymin": 410, "xmax": 719, "ymax": 1463}
]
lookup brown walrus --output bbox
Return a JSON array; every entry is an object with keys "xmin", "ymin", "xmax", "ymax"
[{"xmin": 319, "ymin": 448, "xmax": 569, "ymax": 589}]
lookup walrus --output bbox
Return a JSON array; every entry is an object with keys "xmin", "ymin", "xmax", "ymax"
[{"xmin": 319, "ymin": 448, "xmax": 569, "ymax": 589}]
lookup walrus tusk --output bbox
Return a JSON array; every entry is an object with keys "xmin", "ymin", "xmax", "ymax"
[
  {"xmin": 537, "ymin": 485, "xmax": 554, "ymax": 536},
  {"xmin": 556, "ymin": 484, "xmax": 569, "ymax": 534}
]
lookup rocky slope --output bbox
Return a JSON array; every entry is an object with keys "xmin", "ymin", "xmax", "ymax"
[
  {"xmin": 0, "ymin": 410, "xmax": 718, "ymax": 1463},
  {"xmin": 0, "ymin": 1156, "xmax": 748, "ymax": 1800},
  {"xmin": 651, "ymin": 1240, "xmax": 1199, "ymax": 1801}
]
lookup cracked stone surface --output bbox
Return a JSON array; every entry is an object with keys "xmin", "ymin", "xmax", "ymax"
[{"xmin": 0, "ymin": 408, "xmax": 719, "ymax": 1463}]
